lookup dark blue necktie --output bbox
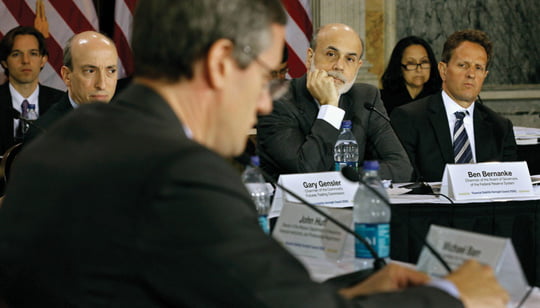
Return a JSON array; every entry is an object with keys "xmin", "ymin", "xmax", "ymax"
[{"xmin": 453, "ymin": 111, "xmax": 473, "ymax": 164}]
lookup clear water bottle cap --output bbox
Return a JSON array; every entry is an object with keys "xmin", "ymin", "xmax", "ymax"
[
  {"xmin": 363, "ymin": 160, "xmax": 380, "ymax": 171},
  {"xmin": 250, "ymin": 156, "xmax": 260, "ymax": 167},
  {"xmin": 340, "ymin": 120, "xmax": 352, "ymax": 129}
]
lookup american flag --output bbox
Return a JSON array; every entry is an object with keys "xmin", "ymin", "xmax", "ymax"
[
  {"xmin": 113, "ymin": 0, "xmax": 136, "ymax": 79},
  {"xmin": 0, "ymin": 0, "xmax": 99, "ymax": 90},
  {"xmin": 281, "ymin": 0, "xmax": 312, "ymax": 78}
]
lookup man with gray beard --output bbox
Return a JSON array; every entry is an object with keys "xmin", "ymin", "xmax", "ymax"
[{"xmin": 258, "ymin": 23, "xmax": 412, "ymax": 181}]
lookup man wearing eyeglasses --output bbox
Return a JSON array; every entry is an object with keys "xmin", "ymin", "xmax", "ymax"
[
  {"xmin": 0, "ymin": 26, "xmax": 63, "ymax": 155},
  {"xmin": 257, "ymin": 23, "xmax": 412, "ymax": 182},
  {"xmin": 391, "ymin": 30, "xmax": 517, "ymax": 182}
]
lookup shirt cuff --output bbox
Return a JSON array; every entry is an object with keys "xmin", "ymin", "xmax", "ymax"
[
  {"xmin": 426, "ymin": 278, "xmax": 461, "ymax": 299},
  {"xmin": 317, "ymin": 105, "xmax": 345, "ymax": 130}
]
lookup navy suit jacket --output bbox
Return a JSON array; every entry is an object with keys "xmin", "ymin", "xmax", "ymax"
[
  {"xmin": 0, "ymin": 83, "xmax": 63, "ymax": 154},
  {"xmin": 391, "ymin": 92, "xmax": 517, "ymax": 182}
]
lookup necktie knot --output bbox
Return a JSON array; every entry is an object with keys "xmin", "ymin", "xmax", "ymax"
[
  {"xmin": 454, "ymin": 110, "xmax": 467, "ymax": 121},
  {"xmin": 21, "ymin": 99, "xmax": 29, "ymax": 118}
]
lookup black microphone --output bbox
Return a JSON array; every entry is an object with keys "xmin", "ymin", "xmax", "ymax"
[
  {"xmin": 341, "ymin": 166, "xmax": 452, "ymax": 274},
  {"xmin": 363, "ymin": 102, "xmax": 391, "ymax": 122},
  {"xmin": 363, "ymin": 103, "xmax": 433, "ymax": 194},
  {"xmin": 11, "ymin": 108, "xmax": 46, "ymax": 133},
  {"xmin": 236, "ymin": 153, "xmax": 387, "ymax": 272}
]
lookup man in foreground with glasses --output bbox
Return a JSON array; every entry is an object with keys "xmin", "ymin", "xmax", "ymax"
[
  {"xmin": 391, "ymin": 30, "xmax": 517, "ymax": 182},
  {"xmin": 0, "ymin": 2, "xmax": 507, "ymax": 307},
  {"xmin": 257, "ymin": 23, "xmax": 412, "ymax": 182}
]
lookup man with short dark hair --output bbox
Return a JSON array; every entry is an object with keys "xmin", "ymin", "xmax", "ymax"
[
  {"xmin": 0, "ymin": 3, "xmax": 508, "ymax": 307},
  {"xmin": 0, "ymin": 26, "xmax": 63, "ymax": 154},
  {"xmin": 257, "ymin": 23, "xmax": 412, "ymax": 182},
  {"xmin": 391, "ymin": 30, "xmax": 517, "ymax": 182}
]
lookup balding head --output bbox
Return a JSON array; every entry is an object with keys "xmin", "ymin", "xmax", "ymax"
[
  {"xmin": 306, "ymin": 23, "xmax": 363, "ymax": 95},
  {"xmin": 61, "ymin": 31, "xmax": 118, "ymax": 104}
]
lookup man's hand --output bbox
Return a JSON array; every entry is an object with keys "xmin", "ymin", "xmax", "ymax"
[
  {"xmin": 446, "ymin": 259, "xmax": 509, "ymax": 308},
  {"xmin": 338, "ymin": 263, "xmax": 430, "ymax": 299},
  {"xmin": 34, "ymin": 0, "xmax": 50, "ymax": 38},
  {"xmin": 306, "ymin": 69, "xmax": 339, "ymax": 107}
]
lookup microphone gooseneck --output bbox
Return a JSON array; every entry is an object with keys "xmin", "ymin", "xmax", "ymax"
[
  {"xmin": 240, "ymin": 153, "xmax": 387, "ymax": 271},
  {"xmin": 11, "ymin": 108, "xmax": 46, "ymax": 133},
  {"xmin": 362, "ymin": 103, "xmax": 433, "ymax": 195},
  {"xmin": 342, "ymin": 166, "xmax": 452, "ymax": 274}
]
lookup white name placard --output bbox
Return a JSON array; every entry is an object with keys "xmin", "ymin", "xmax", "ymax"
[
  {"xmin": 417, "ymin": 225, "xmax": 530, "ymax": 304},
  {"xmin": 272, "ymin": 202, "xmax": 352, "ymax": 260},
  {"xmin": 268, "ymin": 171, "xmax": 358, "ymax": 219},
  {"xmin": 440, "ymin": 161, "xmax": 533, "ymax": 200}
]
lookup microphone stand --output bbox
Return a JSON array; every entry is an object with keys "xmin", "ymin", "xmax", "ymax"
[{"xmin": 363, "ymin": 103, "xmax": 433, "ymax": 195}]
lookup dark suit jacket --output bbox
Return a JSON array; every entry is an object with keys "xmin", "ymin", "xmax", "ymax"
[
  {"xmin": 0, "ymin": 84, "xmax": 462, "ymax": 307},
  {"xmin": 24, "ymin": 93, "xmax": 73, "ymax": 144},
  {"xmin": 391, "ymin": 92, "xmax": 517, "ymax": 182},
  {"xmin": 0, "ymin": 83, "xmax": 63, "ymax": 154},
  {"xmin": 257, "ymin": 75, "xmax": 412, "ymax": 182}
]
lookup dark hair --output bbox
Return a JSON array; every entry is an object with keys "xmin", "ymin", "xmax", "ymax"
[
  {"xmin": 132, "ymin": 0, "xmax": 287, "ymax": 82},
  {"xmin": 381, "ymin": 36, "xmax": 441, "ymax": 94},
  {"xmin": 0, "ymin": 26, "xmax": 48, "ymax": 76},
  {"xmin": 441, "ymin": 29, "xmax": 493, "ymax": 69},
  {"xmin": 282, "ymin": 45, "xmax": 288, "ymax": 63}
]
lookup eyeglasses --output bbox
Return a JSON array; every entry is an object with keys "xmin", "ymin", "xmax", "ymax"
[
  {"xmin": 270, "ymin": 67, "xmax": 289, "ymax": 79},
  {"xmin": 401, "ymin": 62, "xmax": 431, "ymax": 71},
  {"xmin": 242, "ymin": 45, "xmax": 290, "ymax": 101}
]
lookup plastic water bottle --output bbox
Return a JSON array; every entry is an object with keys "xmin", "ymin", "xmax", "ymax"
[
  {"xmin": 334, "ymin": 120, "xmax": 358, "ymax": 171},
  {"xmin": 241, "ymin": 156, "xmax": 273, "ymax": 234},
  {"xmin": 22, "ymin": 103, "xmax": 38, "ymax": 133},
  {"xmin": 353, "ymin": 160, "xmax": 391, "ymax": 270}
]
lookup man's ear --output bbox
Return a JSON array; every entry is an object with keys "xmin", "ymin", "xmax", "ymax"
[
  {"xmin": 305, "ymin": 48, "xmax": 314, "ymax": 69},
  {"xmin": 39, "ymin": 55, "xmax": 48, "ymax": 70},
  {"xmin": 1, "ymin": 60, "xmax": 7, "ymax": 70},
  {"xmin": 438, "ymin": 61, "xmax": 447, "ymax": 81},
  {"xmin": 61, "ymin": 66, "xmax": 71, "ymax": 87},
  {"xmin": 205, "ymin": 39, "xmax": 235, "ymax": 89}
]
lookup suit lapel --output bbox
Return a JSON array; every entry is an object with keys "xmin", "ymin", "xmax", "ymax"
[
  {"xmin": 0, "ymin": 84, "xmax": 15, "ymax": 154},
  {"xmin": 293, "ymin": 75, "xmax": 320, "ymax": 133},
  {"xmin": 427, "ymin": 94, "xmax": 454, "ymax": 163},
  {"xmin": 473, "ymin": 106, "xmax": 493, "ymax": 161}
]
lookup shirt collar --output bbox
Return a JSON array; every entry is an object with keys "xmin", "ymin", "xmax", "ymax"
[
  {"xmin": 442, "ymin": 90, "xmax": 475, "ymax": 119},
  {"xmin": 9, "ymin": 82, "xmax": 40, "ymax": 109}
]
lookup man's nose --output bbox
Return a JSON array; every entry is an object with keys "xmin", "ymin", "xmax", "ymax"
[
  {"xmin": 332, "ymin": 56, "xmax": 345, "ymax": 71},
  {"xmin": 95, "ymin": 71, "xmax": 106, "ymax": 89},
  {"xmin": 257, "ymin": 90, "xmax": 273, "ymax": 115}
]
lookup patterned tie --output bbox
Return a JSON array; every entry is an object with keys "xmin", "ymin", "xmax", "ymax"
[
  {"xmin": 453, "ymin": 111, "xmax": 473, "ymax": 164},
  {"xmin": 21, "ymin": 99, "xmax": 29, "ymax": 119}
]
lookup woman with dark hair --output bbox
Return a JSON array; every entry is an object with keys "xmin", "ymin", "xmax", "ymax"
[{"xmin": 380, "ymin": 36, "xmax": 442, "ymax": 115}]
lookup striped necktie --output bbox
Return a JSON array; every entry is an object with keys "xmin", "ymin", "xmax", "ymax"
[{"xmin": 453, "ymin": 111, "xmax": 473, "ymax": 164}]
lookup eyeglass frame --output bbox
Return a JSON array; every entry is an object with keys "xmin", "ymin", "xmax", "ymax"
[
  {"xmin": 241, "ymin": 45, "xmax": 290, "ymax": 101},
  {"xmin": 401, "ymin": 62, "xmax": 431, "ymax": 71}
]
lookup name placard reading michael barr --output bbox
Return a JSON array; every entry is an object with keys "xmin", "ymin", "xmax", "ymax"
[
  {"xmin": 417, "ymin": 225, "xmax": 530, "ymax": 304},
  {"xmin": 441, "ymin": 161, "xmax": 533, "ymax": 200}
]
